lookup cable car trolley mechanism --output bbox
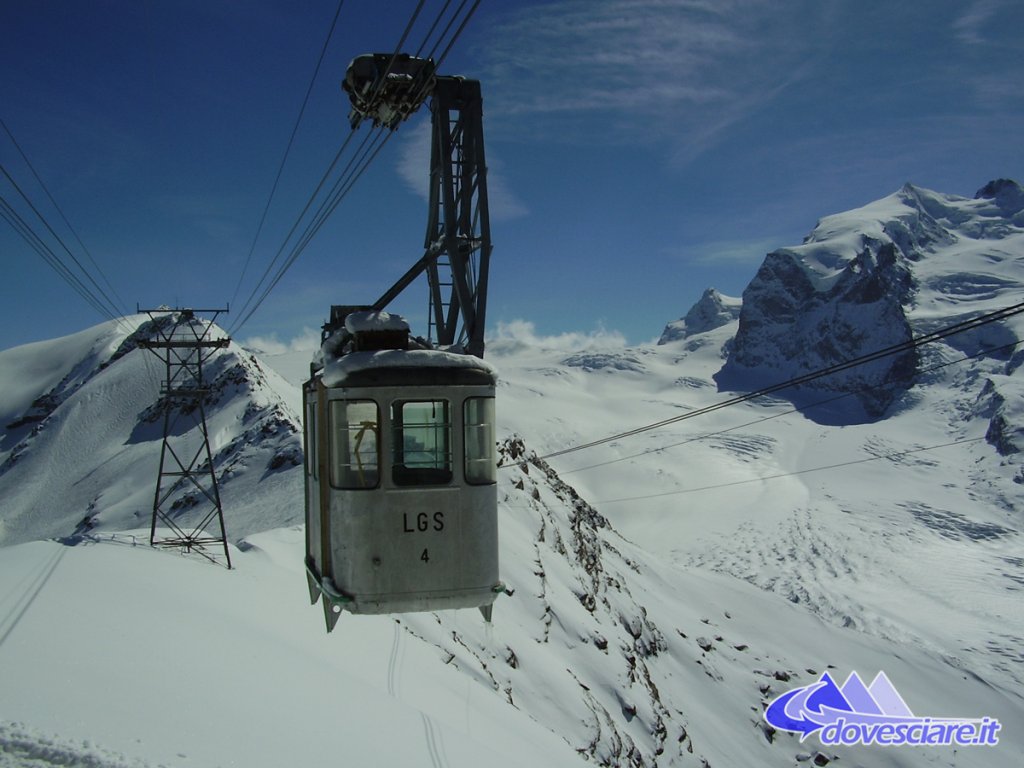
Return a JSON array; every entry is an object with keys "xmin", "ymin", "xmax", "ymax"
[{"xmin": 303, "ymin": 54, "xmax": 501, "ymax": 632}]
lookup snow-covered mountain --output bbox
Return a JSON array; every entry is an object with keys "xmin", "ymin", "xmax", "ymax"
[
  {"xmin": 2, "ymin": 180, "xmax": 1024, "ymax": 767},
  {"xmin": 0, "ymin": 312, "xmax": 303, "ymax": 547},
  {"xmin": 717, "ymin": 179, "xmax": 1024, "ymax": 425},
  {"xmin": 658, "ymin": 288, "xmax": 741, "ymax": 345}
]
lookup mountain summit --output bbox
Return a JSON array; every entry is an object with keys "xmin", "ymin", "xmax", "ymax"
[
  {"xmin": 716, "ymin": 180, "xmax": 1024, "ymax": 424},
  {"xmin": 0, "ymin": 313, "xmax": 303, "ymax": 547},
  {"xmin": 658, "ymin": 287, "xmax": 741, "ymax": 344},
  {"xmin": 975, "ymin": 178, "xmax": 1024, "ymax": 218}
]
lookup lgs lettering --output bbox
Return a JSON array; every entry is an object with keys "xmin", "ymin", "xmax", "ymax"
[{"xmin": 403, "ymin": 511, "xmax": 445, "ymax": 533}]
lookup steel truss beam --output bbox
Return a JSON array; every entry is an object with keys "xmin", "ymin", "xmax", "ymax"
[
  {"xmin": 138, "ymin": 308, "xmax": 232, "ymax": 567},
  {"xmin": 373, "ymin": 76, "xmax": 491, "ymax": 358}
]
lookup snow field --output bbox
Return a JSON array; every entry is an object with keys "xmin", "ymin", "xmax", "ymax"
[
  {"xmin": 3, "ymin": 181, "xmax": 1024, "ymax": 766},
  {"xmin": 0, "ymin": 536, "xmax": 579, "ymax": 768}
]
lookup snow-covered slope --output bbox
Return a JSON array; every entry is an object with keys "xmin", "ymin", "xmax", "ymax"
[
  {"xmin": 3, "ymin": 181, "xmax": 1024, "ymax": 767},
  {"xmin": 2, "ymin": 439, "xmax": 1020, "ymax": 767},
  {"xmin": 0, "ymin": 313, "xmax": 303, "ymax": 546}
]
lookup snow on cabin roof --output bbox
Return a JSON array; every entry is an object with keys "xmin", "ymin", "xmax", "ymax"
[
  {"xmin": 321, "ymin": 348, "xmax": 497, "ymax": 387},
  {"xmin": 344, "ymin": 310, "xmax": 410, "ymax": 334}
]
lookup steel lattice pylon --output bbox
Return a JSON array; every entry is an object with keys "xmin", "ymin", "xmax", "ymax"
[
  {"xmin": 369, "ymin": 75, "xmax": 491, "ymax": 359},
  {"xmin": 139, "ymin": 308, "xmax": 231, "ymax": 567}
]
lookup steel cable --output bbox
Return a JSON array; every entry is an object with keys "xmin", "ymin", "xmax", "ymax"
[
  {"xmin": 536, "ymin": 300, "xmax": 1024, "ymax": 462},
  {"xmin": 591, "ymin": 436, "xmax": 985, "ymax": 504},
  {"xmin": 232, "ymin": 127, "xmax": 393, "ymax": 333},
  {"xmin": 0, "ymin": 162, "xmax": 124, "ymax": 324},
  {"xmin": 554, "ymin": 339, "xmax": 1024, "ymax": 477},
  {"xmin": 2, "ymin": 118, "xmax": 130, "ymax": 319},
  {"xmin": 230, "ymin": 0, "xmax": 483, "ymax": 336},
  {"xmin": 0, "ymin": 193, "xmax": 116, "ymax": 322},
  {"xmin": 229, "ymin": 0, "xmax": 348, "ymax": 311}
]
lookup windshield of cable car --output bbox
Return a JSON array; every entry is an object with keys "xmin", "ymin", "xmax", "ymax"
[{"xmin": 392, "ymin": 400, "xmax": 452, "ymax": 486}]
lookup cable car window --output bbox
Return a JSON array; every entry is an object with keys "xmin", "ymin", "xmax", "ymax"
[
  {"xmin": 329, "ymin": 400, "xmax": 380, "ymax": 489},
  {"xmin": 392, "ymin": 400, "xmax": 452, "ymax": 486},
  {"xmin": 306, "ymin": 401, "xmax": 319, "ymax": 479},
  {"xmin": 464, "ymin": 397, "xmax": 496, "ymax": 485}
]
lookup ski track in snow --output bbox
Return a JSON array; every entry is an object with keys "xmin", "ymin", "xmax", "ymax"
[
  {"xmin": 421, "ymin": 713, "xmax": 448, "ymax": 768},
  {"xmin": 387, "ymin": 619, "xmax": 405, "ymax": 698}
]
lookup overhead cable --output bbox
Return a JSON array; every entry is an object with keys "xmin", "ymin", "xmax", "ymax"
[
  {"xmin": 231, "ymin": 127, "xmax": 393, "ymax": 333},
  {"xmin": 229, "ymin": 125, "xmax": 364, "ymax": 334},
  {"xmin": 229, "ymin": 0, "xmax": 348, "ymax": 311},
  {"xmin": 538, "ymin": 300, "xmax": 1024, "ymax": 462},
  {"xmin": 0, "ymin": 162, "xmax": 124, "ymax": 325},
  {"xmin": 0, "ymin": 192, "xmax": 116, "ymax": 322},
  {"xmin": 230, "ymin": 1, "xmax": 428, "ymax": 335},
  {"xmin": 289, "ymin": 130, "xmax": 393, "ymax": 258},
  {"xmin": 1, "ymin": 118, "xmax": 129, "ymax": 318},
  {"xmin": 592, "ymin": 437, "xmax": 986, "ymax": 504},
  {"xmin": 556, "ymin": 338, "xmax": 1024, "ymax": 477},
  {"xmin": 414, "ymin": 0, "xmax": 454, "ymax": 58},
  {"xmin": 230, "ymin": 0, "xmax": 483, "ymax": 336},
  {"xmin": 427, "ymin": 0, "xmax": 482, "ymax": 70}
]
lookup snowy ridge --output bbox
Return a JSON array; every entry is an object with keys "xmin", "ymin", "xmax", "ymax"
[
  {"xmin": 0, "ymin": 313, "xmax": 303, "ymax": 546},
  {"xmin": 719, "ymin": 179, "xmax": 1024, "ymax": 424},
  {"xmin": 658, "ymin": 288, "xmax": 741, "ymax": 345}
]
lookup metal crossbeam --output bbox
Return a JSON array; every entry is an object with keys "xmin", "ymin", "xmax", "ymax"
[
  {"xmin": 370, "ymin": 76, "xmax": 491, "ymax": 358},
  {"xmin": 138, "ymin": 307, "xmax": 232, "ymax": 567}
]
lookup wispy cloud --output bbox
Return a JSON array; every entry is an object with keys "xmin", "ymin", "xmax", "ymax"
[
  {"xmin": 242, "ymin": 326, "xmax": 321, "ymax": 354},
  {"xmin": 489, "ymin": 318, "xmax": 626, "ymax": 355},
  {"xmin": 396, "ymin": 115, "xmax": 528, "ymax": 220},
  {"xmin": 682, "ymin": 236, "xmax": 784, "ymax": 265},
  {"xmin": 952, "ymin": 0, "xmax": 1002, "ymax": 45},
  {"xmin": 396, "ymin": 118, "xmax": 431, "ymax": 199},
  {"xmin": 948, "ymin": 1, "xmax": 1024, "ymax": 109},
  {"xmin": 477, "ymin": 0, "xmax": 823, "ymax": 161}
]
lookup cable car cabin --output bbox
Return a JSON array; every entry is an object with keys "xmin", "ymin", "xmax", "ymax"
[{"xmin": 303, "ymin": 310, "xmax": 501, "ymax": 631}]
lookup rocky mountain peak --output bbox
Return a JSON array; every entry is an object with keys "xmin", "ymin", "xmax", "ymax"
[
  {"xmin": 975, "ymin": 178, "xmax": 1024, "ymax": 217},
  {"xmin": 715, "ymin": 180, "xmax": 1023, "ymax": 424},
  {"xmin": 658, "ymin": 287, "xmax": 741, "ymax": 344}
]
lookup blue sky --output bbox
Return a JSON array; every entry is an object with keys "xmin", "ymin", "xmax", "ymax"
[{"xmin": 2, "ymin": 0, "xmax": 1022, "ymax": 352}]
